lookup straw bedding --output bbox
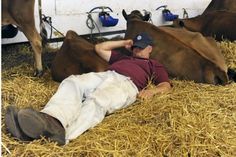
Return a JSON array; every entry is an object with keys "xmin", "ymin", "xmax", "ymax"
[{"xmin": 1, "ymin": 41, "xmax": 236, "ymax": 157}]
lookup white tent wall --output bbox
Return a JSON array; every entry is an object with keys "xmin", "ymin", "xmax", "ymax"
[{"xmin": 2, "ymin": 0, "xmax": 211, "ymax": 44}]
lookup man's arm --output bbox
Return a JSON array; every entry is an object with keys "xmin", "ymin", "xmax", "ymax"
[
  {"xmin": 95, "ymin": 40, "xmax": 133, "ymax": 62},
  {"xmin": 138, "ymin": 82, "xmax": 171, "ymax": 99}
]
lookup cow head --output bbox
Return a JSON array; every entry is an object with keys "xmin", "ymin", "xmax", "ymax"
[
  {"xmin": 122, "ymin": 9, "xmax": 150, "ymax": 22},
  {"xmin": 51, "ymin": 30, "xmax": 108, "ymax": 82}
]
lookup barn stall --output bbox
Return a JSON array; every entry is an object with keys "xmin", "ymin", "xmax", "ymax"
[{"xmin": 2, "ymin": 0, "xmax": 236, "ymax": 156}]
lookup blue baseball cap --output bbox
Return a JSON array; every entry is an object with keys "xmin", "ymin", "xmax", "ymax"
[{"xmin": 132, "ymin": 32, "xmax": 153, "ymax": 49}]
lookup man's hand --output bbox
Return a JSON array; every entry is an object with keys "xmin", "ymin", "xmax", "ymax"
[
  {"xmin": 138, "ymin": 82, "xmax": 171, "ymax": 100},
  {"xmin": 124, "ymin": 39, "xmax": 133, "ymax": 50},
  {"xmin": 138, "ymin": 88, "xmax": 157, "ymax": 99}
]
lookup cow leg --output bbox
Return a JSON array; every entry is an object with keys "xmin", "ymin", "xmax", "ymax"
[{"xmin": 21, "ymin": 26, "xmax": 44, "ymax": 77}]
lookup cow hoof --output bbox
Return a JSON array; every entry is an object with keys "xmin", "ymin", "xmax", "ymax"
[{"xmin": 34, "ymin": 70, "xmax": 44, "ymax": 77}]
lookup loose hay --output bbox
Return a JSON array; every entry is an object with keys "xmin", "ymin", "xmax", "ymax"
[
  {"xmin": 1, "ymin": 41, "xmax": 236, "ymax": 157},
  {"xmin": 219, "ymin": 40, "xmax": 236, "ymax": 69}
]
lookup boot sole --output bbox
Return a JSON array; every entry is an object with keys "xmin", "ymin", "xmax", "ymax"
[
  {"xmin": 5, "ymin": 106, "xmax": 22, "ymax": 138},
  {"xmin": 5, "ymin": 106, "xmax": 32, "ymax": 141},
  {"xmin": 18, "ymin": 108, "xmax": 47, "ymax": 139},
  {"xmin": 17, "ymin": 108, "xmax": 66, "ymax": 145}
]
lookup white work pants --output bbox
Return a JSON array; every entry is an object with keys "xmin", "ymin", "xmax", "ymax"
[{"xmin": 41, "ymin": 71, "xmax": 138, "ymax": 143}]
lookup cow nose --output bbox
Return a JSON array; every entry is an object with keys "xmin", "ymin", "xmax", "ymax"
[{"xmin": 214, "ymin": 76, "xmax": 223, "ymax": 85}]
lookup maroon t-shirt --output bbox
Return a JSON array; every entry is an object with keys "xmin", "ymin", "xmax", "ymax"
[{"xmin": 108, "ymin": 50, "xmax": 169, "ymax": 91}]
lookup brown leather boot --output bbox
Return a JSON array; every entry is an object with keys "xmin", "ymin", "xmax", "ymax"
[
  {"xmin": 5, "ymin": 106, "xmax": 33, "ymax": 141},
  {"xmin": 17, "ymin": 108, "xmax": 66, "ymax": 145}
]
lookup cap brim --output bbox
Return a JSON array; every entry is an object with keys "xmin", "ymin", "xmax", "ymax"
[{"xmin": 132, "ymin": 42, "xmax": 148, "ymax": 49}]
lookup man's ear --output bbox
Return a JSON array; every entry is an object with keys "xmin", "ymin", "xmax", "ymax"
[{"xmin": 147, "ymin": 45, "xmax": 153, "ymax": 53}]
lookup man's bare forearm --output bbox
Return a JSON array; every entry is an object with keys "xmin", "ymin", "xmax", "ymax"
[
  {"xmin": 138, "ymin": 82, "xmax": 171, "ymax": 99},
  {"xmin": 95, "ymin": 40, "xmax": 132, "ymax": 62}
]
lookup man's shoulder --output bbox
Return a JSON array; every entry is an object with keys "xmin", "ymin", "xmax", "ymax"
[
  {"xmin": 149, "ymin": 59, "xmax": 163, "ymax": 66},
  {"xmin": 109, "ymin": 50, "xmax": 128, "ymax": 64}
]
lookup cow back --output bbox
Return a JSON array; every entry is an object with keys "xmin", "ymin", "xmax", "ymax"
[
  {"xmin": 203, "ymin": 0, "xmax": 236, "ymax": 13},
  {"xmin": 173, "ymin": 11, "xmax": 236, "ymax": 41},
  {"xmin": 51, "ymin": 30, "xmax": 108, "ymax": 82},
  {"xmin": 159, "ymin": 26, "xmax": 226, "ymax": 70}
]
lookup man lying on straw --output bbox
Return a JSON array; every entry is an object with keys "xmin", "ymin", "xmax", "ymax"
[{"xmin": 5, "ymin": 32, "xmax": 171, "ymax": 145}]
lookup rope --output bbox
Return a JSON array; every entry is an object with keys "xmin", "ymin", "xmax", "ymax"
[
  {"xmin": 42, "ymin": 14, "xmax": 65, "ymax": 39},
  {"xmin": 42, "ymin": 15, "xmax": 52, "ymax": 38},
  {"xmin": 86, "ymin": 13, "xmax": 102, "ymax": 40},
  {"xmin": 37, "ymin": 1, "xmax": 64, "ymax": 43},
  {"xmin": 183, "ymin": 8, "xmax": 189, "ymax": 18}
]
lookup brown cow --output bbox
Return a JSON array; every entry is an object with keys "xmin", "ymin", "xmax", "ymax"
[
  {"xmin": 51, "ymin": 10, "xmax": 229, "ymax": 85},
  {"xmin": 172, "ymin": 11, "xmax": 236, "ymax": 41},
  {"xmin": 122, "ymin": 10, "xmax": 229, "ymax": 85},
  {"xmin": 203, "ymin": 0, "xmax": 236, "ymax": 13},
  {"xmin": 51, "ymin": 30, "xmax": 108, "ymax": 82},
  {"xmin": 2, "ymin": 0, "xmax": 43, "ymax": 76}
]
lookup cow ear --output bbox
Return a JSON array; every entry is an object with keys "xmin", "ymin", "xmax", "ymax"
[
  {"xmin": 179, "ymin": 20, "xmax": 185, "ymax": 27},
  {"xmin": 122, "ymin": 9, "xmax": 128, "ymax": 20},
  {"xmin": 143, "ymin": 14, "xmax": 150, "ymax": 21}
]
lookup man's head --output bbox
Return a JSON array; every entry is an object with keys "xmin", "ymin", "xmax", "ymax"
[{"xmin": 132, "ymin": 32, "xmax": 153, "ymax": 59}]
